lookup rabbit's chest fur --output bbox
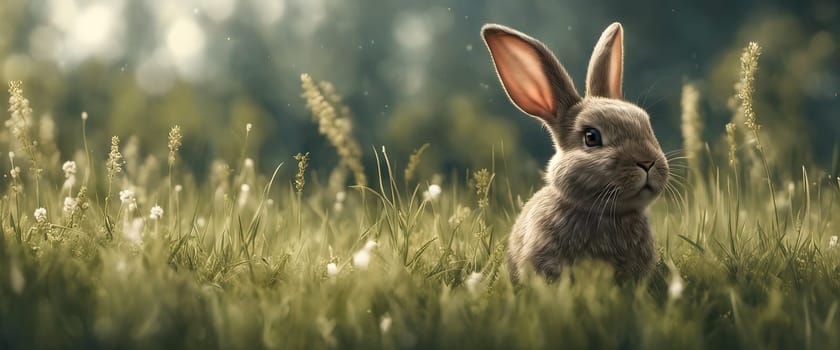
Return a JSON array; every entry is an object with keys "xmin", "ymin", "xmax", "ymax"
[{"xmin": 508, "ymin": 186, "xmax": 655, "ymax": 281}]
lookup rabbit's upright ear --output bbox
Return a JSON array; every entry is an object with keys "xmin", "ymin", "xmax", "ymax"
[
  {"xmin": 586, "ymin": 22, "xmax": 624, "ymax": 99},
  {"xmin": 482, "ymin": 24, "xmax": 581, "ymax": 122}
]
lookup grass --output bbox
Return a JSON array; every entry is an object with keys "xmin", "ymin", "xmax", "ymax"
[{"xmin": 2, "ymin": 46, "xmax": 840, "ymax": 349}]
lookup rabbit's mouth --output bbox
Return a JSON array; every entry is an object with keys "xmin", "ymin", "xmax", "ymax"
[{"xmin": 631, "ymin": 182, "xmax": 660, "ymax": 201}]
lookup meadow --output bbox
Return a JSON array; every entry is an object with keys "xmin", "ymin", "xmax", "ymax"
[{"xmin": 1, "ymin": 42, "xmax": 839, "ymax": 349}]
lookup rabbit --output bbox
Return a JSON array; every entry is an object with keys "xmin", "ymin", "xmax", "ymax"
[{"xmin": 480, "ymin": 22, "xmax": 669, "ymax": 282}]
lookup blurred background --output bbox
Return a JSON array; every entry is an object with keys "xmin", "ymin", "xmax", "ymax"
[{"xmin": 1, "ymin": 0, "xmax": 838, "ymax": 183}]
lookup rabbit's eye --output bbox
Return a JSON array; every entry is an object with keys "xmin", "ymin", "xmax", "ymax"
[{"xmin": 583, "ymin": 128, "xmax": 602, "ymax": 147}]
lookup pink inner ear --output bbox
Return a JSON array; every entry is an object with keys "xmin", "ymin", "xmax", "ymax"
[
  {"xmin": 608, "ymin": 30, "xmax": 623, "ymax": 99},
  {"xmin": 486, "ymin": 34, "xmax": 556, "ymax": 119}
]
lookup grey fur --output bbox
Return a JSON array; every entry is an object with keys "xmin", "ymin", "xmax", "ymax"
[{"xmin": 481, "ymin": 23, "xmax": 668, "ymax": 282}]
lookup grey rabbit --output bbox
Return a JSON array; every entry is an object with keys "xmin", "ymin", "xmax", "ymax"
[{"xmin": 480, "ymin": 22, "xmax": 669, "ymax": 282}]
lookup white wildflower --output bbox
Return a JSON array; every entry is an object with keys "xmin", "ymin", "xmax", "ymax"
[
  {"xmin": 244, "ymin": 158, "xmax": 254, "ymax": 168},
  {"xmin": 62, "ymin": 161, "xmax": 77, "ymax": 178},
  {"xmin": 363, "ymin": 240, "xmax": 377, "ymax": 250},
  {"xmin": 830, "ymin": 236, "xmax": 838, "ymax": 248},
  {"xmin": 327, "ymin": 262, "xmax": 339, "ymax": 276},
  {"xmin": 174, "ymin": 184, "xmax": 183, "ymax": 193},
  {"xmin": 246, "ymin": 123, "xmax": 253, "ymax": 132},
  {"xmin": 124, "ymin": 217, "xmax": 144, "ymax": 243},
  {"xmin": 353, "ymin": 250, "xmax": 371, "ymax": 269},
  {"xmin": 63, "ymin": 196, "xmax": 77, "ymax": 215},
  {"xmin": 120, "ymin": 189, "xmax": 137, "ymax": 211},
  {"xmin": 119, "ymin": 189, "xmax": 135, "ymax": 203},
  {"xmin": 465, "ymin": 272, "xmax": 482, "ymax": 293},
  {"xmin": 353, "ymin": 240, "xmax": 377, "ymax": 269},
  {"xmin": 81, "ymin": 111, "xmax": 88, "ymax": 120},
  {"xmin": 379, "ymin": 313, "xmax": 392, "ymax": 334},
  {"xmin": 333, "ymin": 191, "xmax": 346, "ymax": 212},
  {"xmin": 9, "ymin": 166, "xmax": 20, "ymax": 179},
  {"xmin": 448, "ymin": 205, "xmax": 472, "ymax": 226},
  {"xmin": 669, "ymin": 273, "xmax": 685, "ymax": 299},
  {"xmin": 8, "ymin": 151, "xmax": 14, "ymax": 160},
  {"xmin": 149, "ymin": 205, "xmax": 164, "ymax": 220},
  {"xmin": 62, "ymin": 161, "xmax": 77, "ymax": 192},
  {"xmin": 423, "ymin": 184, "xmax": 442, "ymax": 201},
  {"xmin": 33, "ymin": 208, "xmax": 47, "ymax": 223},
  {"xmin": 238, "ymin": 184, "xmax": 250, "ymax": 207}
]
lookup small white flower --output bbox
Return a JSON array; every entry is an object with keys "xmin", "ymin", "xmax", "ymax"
[
  {"xmin": 448, "ymin": 205, "xmax": 472, "ymax": 226},
  {"xmin": 669, "ymin": 273, "xmax": 684, "ymax": 299},
  {"xmin": 62, "ymin": 161, "xmax": 77, "ymax": 178},
  {"xmin": 266, "ymin": 199, "xmax": 274, "ymax": 206},
  {"xmin": 244, "ymin": 158, "xmax": 254, "ymax": 168},
  {"xmin": 33, "ymin": 208, "xmax": 47, "ymax": 223},
  {"xmin": 353, "ymin": 240, "xmax": 378, "ymax": 269},
  {"xmin": 9, "ymin": 166, "xmax": 20, "ymax": 179},
  {"xmin": 63, "ymin": 196, "xmax": 77, "ymax": 215},
  {"xmin": 149, "ymin": 205, "xmax": 164, "ymax": 220},
  {"xmin": 119, "ymin": 189, "xmax": 135, "ymax": 203},
  {"xmin": 124, "ymin": 217, "xmax": 144, "ymax": 243},
  {"xmin": 353, "ymin": 250, "xmax": 371, "ymax": 269},
  {"xmin": 174, "ymin": 184, "xmax": 183, "ymax": 193},
  {"xmin": 465, "ymin": 272, "xmax": 482, "ymax": 293},
  {"xmin": 830, "ymin": 236, "xmax": 838, "ymax": 248},
  {"xmin": 327, "ymin": 262, "xmax": 339, "ymax": 276},
  {"xmin": 424, "ymin": 184, "xmax": 442, "ymax": 201},
  {"xmin": 363, "ymin": 240, "xmax": 377, "ymax": 250},
  {"xmin": 246, "ymin": 123, "xmax": 253, "ymax": 132},
  {"xmin": 238, "ymin": 184, "xmax": 250, "ymax": 207},
  {"xmin": 8, "ymin": 151, "xmax": 14, "ymax": 160},
  {"xmin": 379, "ymin": 314, "xmax": 392, "ymax": 334},
  {"xmin": 81, "ymin": 111, "xmax": 88, "ymax": 120},
  {"xmin": 333, "ymin": 191, "xmax": 347, "ymax": 212}
]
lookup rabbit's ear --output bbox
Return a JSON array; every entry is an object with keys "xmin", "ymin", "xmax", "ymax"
[
  {"xmin": 586, "ymin": 22, "xmax": 624, "ymax": 99},
  {"xmin": 482, "ymin": 24, "xmax": 581, "ymax": 121}
]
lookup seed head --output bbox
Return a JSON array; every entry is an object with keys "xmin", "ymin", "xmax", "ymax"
[
  {"xmin": 293, "ymin": 152, "xmax": 310, "ymax": 193},
  {"xmin": 62, "ymin": 161, "xmax": 77, "ymax": 178},
  {"xmin": 168, "ymin": 125, "xmax": 182, "ymax": 164},
  {"xmin": 738, "ymin": 42, "xmax": 762, "ymax": 131},
  {"xmin": 473, "ymin": 169, "xmax": 493, "ymax": 208},
  {"xmin": 149, "ymin": 205, "xmax": 164, "ymax": 220},
  {"xmin": 424, "ymin": 184, "xmax": 442, "ymax": 201},
  {"xmin": 63, "ymin": 196, "xmax": 78, "ymax": 216},
  {"xmin": 106, "ymin": 136, "xmax": 123, "ymax": 179},
  {"xmin": 34, "ymin": 208, "xmax": 47, "ymax": 223}
]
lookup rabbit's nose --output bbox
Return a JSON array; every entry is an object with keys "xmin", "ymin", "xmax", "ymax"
[{"xmin": 637, "ymin": 160, "xmax": 654, "ymax": 172}]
